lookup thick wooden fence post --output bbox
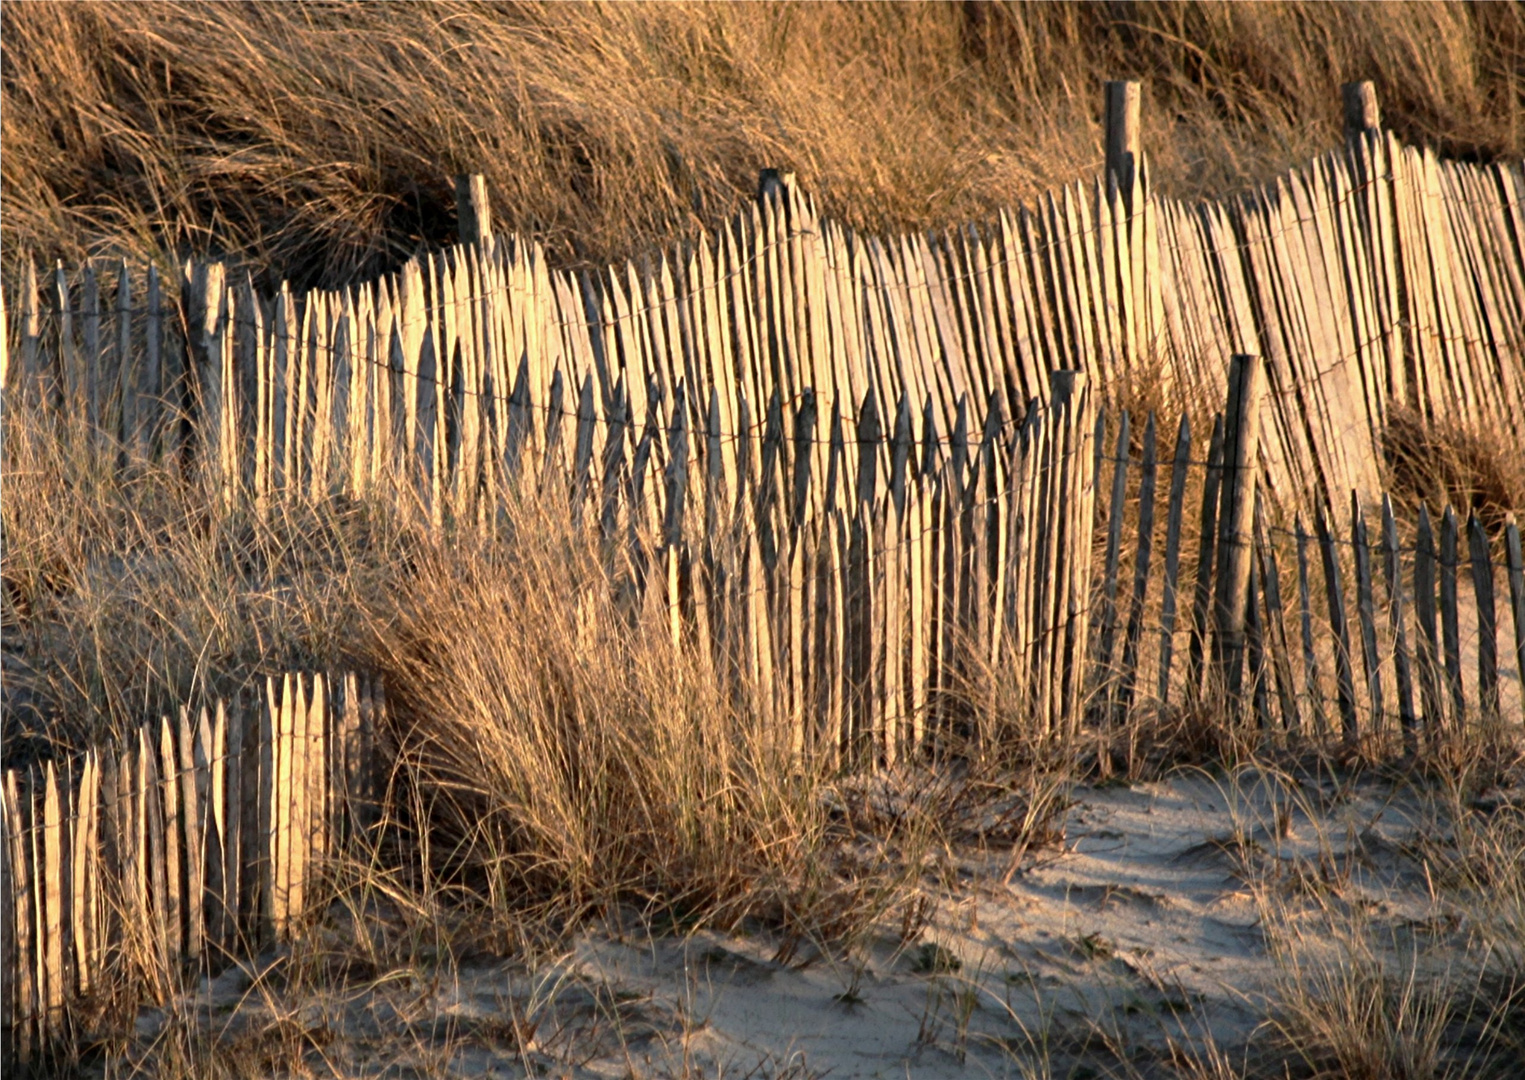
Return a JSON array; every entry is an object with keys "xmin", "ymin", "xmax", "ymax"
[
  {"xmin": 1342, "ymin": 81, "xmax": 1381, "ymax": 139},
  {"xmin": 455, "ymin": 174, "xmax": 491, "ymax": 248},
  {"xmin": 1212, "ymin": 354, "xmax": 1266, "ymax": 713},
  {"xmin": 1104, "ymin": 80, "xmax": 1142, "ymax": 203}
]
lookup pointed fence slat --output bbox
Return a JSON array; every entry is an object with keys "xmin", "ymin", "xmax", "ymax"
[
  {"xmin": 1318, "ymin": 506, "xmax": 1360, "ymax": 748},
  {"xmin": 1381, "ymin": 497, "xmax": 1418, "ymax": 753},
  {"xmin": 1296, "ymin": 517, "xmax": 1327, "ymax": 737},
  {"xmin": 1156, "ymin": 414, "xmax": 1190, "ymax": 710},
  {"xmin": 1188, "ymin": 415, "xmax": 1226, "ymax": 700},
  {"xmin": 1115, "ymin": 412, "xmax": 1157, "ymax": 722},
  {"xmin": 1351, "ymin": 494, "xmax": 1385, "ymax": 733},
  {"xmin": 1507, "ymin": 516, "xmax": 1525, "ymax": 718}
]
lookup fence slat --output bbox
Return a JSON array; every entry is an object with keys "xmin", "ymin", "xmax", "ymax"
[
  {"xmin": 1440, "ymin": 506, "xmax": 1466, "ymax": 724},
  {"xmin": 72, "ymin": 751, "xmax": 97, "ymax": 996},
  {"xmin": 1155, "ymin": 414, "xmax": 1191, "ymax": 710},
  {"xmin": 1093, "ymin": 410, "xmax": 1131, "ymax": 709},
  {"xmin": 84, "ymin": 263, "xmax": 101, "ymax": 436},
  {"xmin": 1246, "ymin": 556, "xmax": 1271, "ymax": 730},
  {"xmin": 177, "ymin": 709, "xmax": 203, "ymax": 963},
  {"xmin": 1469, "ymin": 513, "xmax": 1500, "ymax": 721},
  {"xmin": 268, "ymin": 675, "xmax": 288, "ymax": 936},
  {"xmin": 309, "ymin": 673, "xmax": 328, "ymax": 884},
  {"xmin": 226, "ymin": 699, "xmax": 247, "ymax": 947},
  {"xmin": 1507, "ymin": 516, "xmax": 1525, "ymax": 720},
  {"xmin": 0, "ymin": 771, "xmax": 9, "ymax": 1040},
  {"xmin": 1414, "ymin": 506, "xmax": 1443, "ymax": 737},
  {"xmin": 1351, "ymin": 493, "xmax": 1384, "ymax": 733},
  {"xmin": 1116, "ymin": 412, "xmax": 1157, "ymax": 724},
  {"xmin": 197, "ymin": 707, "xmax": 223, "ymax": 954},
  {"xmin": 1256, "ymin": 501, "xmax": 1300, "ymax": 733},
  {"xmin": 5, "ymin": 771, "xmax": 34, "ymax": 1061},
  {"xmin": 1213, "ymin": 355, "xmax": 1266, "ymax": 712},
  {"xmin": 1295, "ymin": 517, "xmax": 1327, "ymax": 737},
  {"xmin": 1188, "ymin": 415, "xmax": 1225, "ymax": 699},
  {"xmin": 1318, "ymin": 506, "xmax": 1360, "ymax": 748},
  {"xmin": 1381, "ymin": 496, "xmax": 1418, "ymax": 754},
  {"xmin": 157, "ymin": 718, "xmax": 182, "ymax": 971},
  {"xmin": 117, "ymin": 261, "xmax": 136, "ymax": 458},
  {"xmin": 42, "ymin": 763, "xmax": 65, "ymax": 1032},
  {"xmin": 145, "ymin": 264, "xmax": 165, "ymax": 460}
]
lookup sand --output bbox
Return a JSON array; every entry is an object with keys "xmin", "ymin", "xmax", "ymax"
[{"xmin": 103, "ymin": 765, "xmax": 1482, "ymax": 1079}]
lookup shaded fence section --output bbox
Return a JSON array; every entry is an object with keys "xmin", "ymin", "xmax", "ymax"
[{"xmin": 1, "ymin": 673, "xmax": 383, "ymax": 1064}]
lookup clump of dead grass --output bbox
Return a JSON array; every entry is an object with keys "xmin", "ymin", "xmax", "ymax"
[
  {"xmin": 1237, "ymin": 757, "xmax": 1525, "ymax": 1080},
  {"xmin": 0, "ymin": 404, "xmax": 413, "ymax": 766},
  {"xmin": 361, "ymin": 484, "xmax": 946, "ymax": 947},
  {"xmin": 1384, "ymin": 403, "xmax": 1525, "ymax": 531}
]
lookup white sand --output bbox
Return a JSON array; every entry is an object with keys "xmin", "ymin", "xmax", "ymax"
[{"xmin": 110, "ymin": 767, "xmax": 1474, "ymax": 1078}]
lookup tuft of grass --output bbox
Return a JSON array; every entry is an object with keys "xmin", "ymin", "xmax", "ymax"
[
  {"xmin": 358, "ymin": 481, "xmax": 949, "ymax": 949},
  {"xmin": 1384, "ymin": 403, "xmax": 1525, "ymax": 532},
  {"xmin": 1, "ymin": 405, "xmax": 411, "ymax": 764}
]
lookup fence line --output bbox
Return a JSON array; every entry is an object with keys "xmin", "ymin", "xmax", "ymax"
[
  {"xmin": 3, "ymin": 393, "xmax": 1523, "ymax": 1063},
  {"xmin": 2, "ymin": 125, "xmax": 1522, "ymax": 528}
]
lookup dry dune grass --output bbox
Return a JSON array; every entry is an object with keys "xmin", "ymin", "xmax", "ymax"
[
  {"xmin": 3, "ymin": 2, "xmax": 1521, "ymax": 289},
  {"xmin": 0, "ymin": 408, "xmax": 404, "ymax": 757},
  {"xmin": 364, "ymin": 487, "xmax": 873, "ymax": 938},
  {"xmin": 1384, "ymin": 403, "xmax": 1525, "ymax": 530}
]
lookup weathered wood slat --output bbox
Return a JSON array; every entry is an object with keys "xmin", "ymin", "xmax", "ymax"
[
  {"xmin": 1296, "ymin": 517, "xmax": 1327, "ymax": 737},
  {"xmin": 1116, "ymin": 412, "xmax": 1157, "ymax": 723},
  {"xmin": 1381, "ymin": 497, "xmax": 1418, "ymax": 754},
  {"xmin": 1440, "ymin": 506, "xmax": 1466, "ymax": 722},
  {"xmin": 177, "ymin": 709, "xmax": 203, "ymax": 962},
  {"xmin": 71, "ymin": 751, "xmax": 97, "ymax": 996},
  {"xmin": 1156, "ymin": 414, "xmax": 1190, "ymax": 710},
  {"xmin": 1507, "ymin": 516, "xmax": 1525, "ymax": 721},
  {"xmin": 1469, "ymin": 514, "xmax": 1500, "ymax": 721},
  {"xmin": 1093, "ymin": 411, "xmax": 1131, "ymax": 711},
  {"xmin": 42, "ymin": 763, "xmax": 65, "ymax": 1030},
  {"xmin": 157, "ymin": 718, "xmax": 182, "ymax": 970},
  {"xmin": 1351, "ymin": 494, "xmax": 1385, "ymax": 733},
  {"xmin": 1212, "ymin": 356, "xmax": 1266, "ymax": 712},
  {"xmin": 1188, "ymin": 415, "xmax": 1225, "ymax": 700},
  {"xmin": 197, "ymin": 706, "xmax": 224, "ymax": 952},
  {"xmin": 1246, "ymin": 556, "xmax": 1271, "ymax": 731},
  {"xmin": 1318, "ymin": 506, "xmax": 1360, "ymax": 748},
  {"xmin": 1413, "ymin": 506, "xmax": 1443, "ymax": 738},
  {"xmin": 5, "ymin": 771, "xmax": 35, "ymax": 1060},
  {"xmin": 1255, "ymin": 501, "xmax": 1300, "ymax": 734}
]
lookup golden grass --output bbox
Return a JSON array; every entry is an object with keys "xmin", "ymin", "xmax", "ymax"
[
  {"xmin": 3, "ymin": 2, "xmax": 1520, "ymax": 289},
  {"xmin": 0, "ymin": 407, "xmax": 407, "ymax": 755},
  {"xmin": 1384, "ymin": 403, "xmax": 1525, "ymax": 531}
]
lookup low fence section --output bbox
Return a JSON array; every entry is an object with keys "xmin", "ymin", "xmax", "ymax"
[{"xmin": 0, "ymin": 672, "xmax": 384, "ymax": 1064}]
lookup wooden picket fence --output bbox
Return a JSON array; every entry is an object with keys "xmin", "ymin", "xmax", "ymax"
[
  {"xmin": 0, "ymin": 673, "xmax": 383, "ymax": 1065},
  {"xmin": 1, "ymin": 127, "xmax": 1521, "ymax": 530}
]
